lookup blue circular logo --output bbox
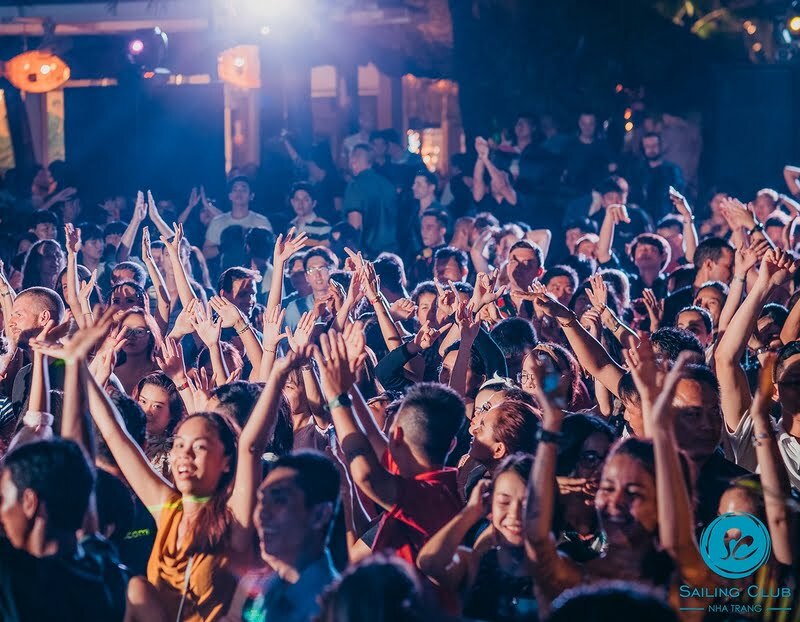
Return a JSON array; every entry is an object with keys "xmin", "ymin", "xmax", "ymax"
[{"xmin": 699, "ymin": 512, "xmax": 771, "ymax": 579}]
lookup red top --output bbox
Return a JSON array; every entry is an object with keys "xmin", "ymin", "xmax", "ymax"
[{"xmin": 373, "ymin": 452, "xmax": 463, "ymax": 563}]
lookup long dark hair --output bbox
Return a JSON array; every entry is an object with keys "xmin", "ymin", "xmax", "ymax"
[
  {"xmin": 21, "ymin": 239, "xmax": 64, "ymax": 289},
  {"xmin": 178, "ymin": 412, "xmax": 237, "ymax": 556},
  {"xmin": 55, "ymin": 264, "xmax": 102, "ymax": 309},
  {"xmin": 133, "ymin": 371, "xmax": 185, "ymax": 439}
]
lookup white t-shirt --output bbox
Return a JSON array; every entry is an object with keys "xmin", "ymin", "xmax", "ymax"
[
  {"xmin": 723, "ymin": 409, "xmax": 800, "ymax": 491},
  {"xmin": 204, "ymin": 212, "xmax": 272, "ymax": 246}
]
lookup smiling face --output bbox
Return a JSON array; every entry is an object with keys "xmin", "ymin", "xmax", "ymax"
[
  {"xmin": 595, "ymin": 453, "xmax": 657, "ymax": 546},
  {"xmin": 138, "ymin": 383, "xmax": 172, "ymax": 438},
  {"xmin": 170, "ymin": 417, "xmax": 230, "ymax": 497},
  {"xmin": 468, "ymin": 406, "xmax": 505, "ymax": 465},
  {"xmin": 226, "ymin": 278, "xmax": 257, "ymax": 318},
  {"xmin": 492, "ymin": 470, "xmax": 526, "ymax": 547}
]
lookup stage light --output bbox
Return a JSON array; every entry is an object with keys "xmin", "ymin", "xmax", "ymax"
[
  {"xmin": 3, "ymin": 50, "xmax": 70, "ymax": 93},
  {"xmin": 218, "ymin": 45, "xmax": 260, "ymax": 89},
  {"xmin": 789, "ymin": 15, "xmax": 800, "ymax": 33},
  {"xmin": 233, "ymin": 56, "xmax": 246, "ymax": 68},
  {"xmin": 623, "ymin": 108, "xmax": 632, "ymax": 120},
  {"xmin": 752, "ymin": 42, "xmax": 763, "ymax": 52},
  {"xmin": 129, "ymin": 39, "xmax": 144, "ymax": 54},
  {"xmin": 624, "ymin": 121, "xmax": 634, "ymax": 132},
  {"xmin": 744, "ymin": 20, "xmax": 757, "ymax": 35},
  {"xmin": 127, "ymin": 27, "xmax": 169, "ymax": 73},
  {"xmin": 260, "ymin": 25, "xmax": 271, "ymax": 36}
]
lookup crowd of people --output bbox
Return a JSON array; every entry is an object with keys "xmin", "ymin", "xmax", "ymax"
[{"xmin": 0, "ymin": 109, "xmax": 799, "ymax": 622}]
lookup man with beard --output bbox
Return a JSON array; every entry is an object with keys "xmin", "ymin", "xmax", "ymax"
[{"xmin": 627, "ymin": 133, "xmax": 685, "ymax": 221}]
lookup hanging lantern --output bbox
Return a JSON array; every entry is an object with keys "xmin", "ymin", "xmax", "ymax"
[
  {"xmin": 3, "ymin": 50, "xmax": 71, "ymax": 93},
  {"xmin": 218, "ymin": 45, "xmax": 260, "ymax": 89}
]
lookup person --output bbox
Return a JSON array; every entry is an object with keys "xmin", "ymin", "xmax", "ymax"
[
  {"xmin": 227, "ymin": 450, "xmax": 341, "ymax": 622},
  {"xmin": 402, "ymin": 169, "xmax": 442, "ymax": 254},
  {"xmin": 418, "ymin": 453, "xmax": 538, "ymax": 621},
  {"xmin": 133, "ymin": 372, "xmax": 184, "ymax": 476},
  {"xmin": 542, "ymin": 265, "xmax": 579, "ymax": 307},
  {"xmin": 344, "ymin": 144, "xmax": 398, "ymax": 257},
  {"xmin": 626, "ymin": 132, "xmax": 685, "ymax": 221},
  {"xmin": 674, "ymin": 306, "xmax": 713, "ymax": 349},
  {"xmin": 433, "ymin": 246, "xmax": 468, "ymax": 285},
  {"xmin": 340, "ymin": 110, "xmax": 375, "ymax": 166},
  {"xmin": 21, "ymin": 239, "xmax": 65, "ymax": 290},
  {"xmin": 288, "ymin": 182, "xmax": 331, "ymax": 245},
  {"xmin": 407, "ymin": 209, "xmax": 448, "ymax": 287},
  {"xmin": 0, "ymin": 438, "xmax": 128, "ymax": 621},
  {"xmin": 283, "ymin": 246, "xmax": 338, "ymax": 329},
  {"xmin": 204, "ymin": 176, "xmax": 273, "ymax": 260},
  {"xmin": 29, "ymin": 210, "xmax": 59, "ymax": 241},
  {"xmin": 472, "ymin": 137, "xmax": 520, "ymax": 224},
  {"xmin": 110, "ymin": 308, "xmax": 161, "ymax": 395},
  {"xmin": 562, "ymin": 112, "xmax": 615, "ymax": 196}
]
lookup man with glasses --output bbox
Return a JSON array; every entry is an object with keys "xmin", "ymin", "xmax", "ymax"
[{"xmin": 284, "ymin": 246, "xmax": 338, "ymax": 330}]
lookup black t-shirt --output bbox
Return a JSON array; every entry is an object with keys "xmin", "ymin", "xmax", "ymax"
[{"xmin": 0, "ymin": 536, "xmax": 128, "ymax": 622}]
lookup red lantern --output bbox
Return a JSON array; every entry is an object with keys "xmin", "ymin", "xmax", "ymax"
[{"xmin": 4, "ymin": 50, "xmax": 71, "ymax": 93}]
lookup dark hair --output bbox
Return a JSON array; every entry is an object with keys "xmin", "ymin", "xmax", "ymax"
[
  {"xmin": 676, "ymin": 305, "xmax": 713, "ymax": 335},
  {"xmin": 641, "ymin": 131, "xmax": 662, "ymax": 147},
  {"xmin": 557, "ymin": 414, "xmax": 615, "ymax": 476},
  {"xmin": 443, "ymin": 340, "xmax": 487, "ymax": 382},
  {"xmin": 373, "ymin": 253, "xmax": 407, "ymax": 295},
  {"xmin": 21, "ymin": 240, "xmax": 64, "ymax": 289},
  {"xmin": 474, "ymin": 212, "xmax": 500, "ymax": 230},
  {"xmin": 531, "ymin": 342, "xmax": 585, "ymax": 409},
  {"xmin": 55, "ymin": 264, "xmax": 100, "ymax": 308},
  {"xmin": 725, "ymin": 474, "xmax": 767, "ymax": 524},
  {"xmin": 16, "ymin": 286, "xmax": 65, "ymax": 323},
  {"xmin": 95, "ymin": 469, "xmax": 135, "ymax": 548},
  {"xmin": 107, "ymin": 280, "xmax": 146, "ymax": 307},
  {"xmin": 410, "ymin": 280, "xmax": 438, "ymax": 305},
  {"xmin": 650, "ymin": 327, "xmax": 704, "ymax": 361},
  {"xmin": 494, "ymin": 452, "xmax": 534, "ymax": 484},
  {"xmin": 565, "ymin": 218, "xmax": 599, "ymax": 235},
  {"xmin": 490, "ymin": 401, "xmax": 538, "ymax": 455},
  {"xmin": 382, "ymin": 129, "xmax": 402, "ymax": 146},
  {"xmin": 696, "ymin": 280, "xmax": 729, "ymax": 297},
  {"xmin": 270, "ymin": 450, "xmax": 340, "ymax": 540},
  {"xmin": 134, "ymin": 372, "xmax": 184, "ymax": 438},
  {"xmin": 765, "ymin": 216, "xmax": 788, "ymax": 230},
  {"xmin": 542, "ymin": 265, "xmax": 579, "ymax": 291},
  {"xmin": 197, "ymin": 341, "xmax": 244, "ymax": 375},
  {"xmin": 210, "ymin": 381, "xmax": 263, "ymax": 429},
  {"xmin": 289, "ymin": 181, "xmax": 315, "ymax": 201},
  {"xmin": 30, "ymin": 210, "xmax": 59, "ymax": 229},
  {"xmin": 596, "ymin": 177, "xmax": 624, "ymax": 196},
  {"xmin": 694, "ymin": 237, "xmax": 734, "ymax": 270},
  {"xmin": 598, "ymin": 268, "xmax": 631, "ymax": 310},
  {"xmin": 549, "ymin": 581, "xmax": 678, "ymax": 622},
  {"xmin": 421, "ymin": 208, "xmax": 449, "ymax": 230},
  {"xmin": 491, "ymin": 318, "xmax": 538, "ymax": 377},
  {"xmin": 775, "ymin": 340, "xmax": 800, "ymax": 382},
  {"xmin": 397, "ymin": 383, "xmax": 465, "ymax": 464},
  {"xmin": 227, "ymin": 175, "xmax": 252, "ymax": 193},
  {"xmin": 433, "ymin": 246, "xmax": 467, "ymax": 272},
  {"xmin": 318, "ymin": 554, "xmax": 426, "ymax": 622},
  {"xmin": 103, "ymin": 221, "xmax": 127, "ymax": 237},
  {"xmin": 303, "ymin": 246, "xmax": 339, "ymax": 271},
  {"xmin": 217, "ymin": 266, "xmax": 261, "ymax": 294},
  {"xmin": 656, "ymin": 215, "xmax": 683, "ymax": 232},
  {"xmin": 78, "ymin": 223, "xmax": 104, "ymax": 242},
  {"xmin": 560, "ymin": 254, "xmax": 596, "ymax": 283},
  {"xmin": 113, "ymin": 261, "xmax": 147, "ymax": 288},
  {"xmin": 414, "ymin": 169, "xmax": 438, "ymax": 187},
  {"xmin": 759, "ymin": 303, "xmax": 789, "ymax": 328},
  {"xmin": 629, "ymin": 233, "xmax": 670, "ymax": 270},
  {"xmin": 97, "ymin": 390, "xmax": 147, "ymax": 467},
  {"xmin": 177, "ymin": 413, "xmax": 238, "ymax": 555},
  {"xmin": 245, "ymin": 227, "xmax": 276, "ymax": 260},
  {"xmin": 509, "ymin": 239, "xmax": 544, "ymax": 268},
  {"xmin": 4, "ymin": 438, "xmax": 94, "ymax": 533}
]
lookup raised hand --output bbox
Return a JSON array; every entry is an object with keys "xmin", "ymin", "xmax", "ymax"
[
  {"xmin": 342, "ymin": 320, "xmax": 368, "ymax": 374},
  {"xmin": 155, "ymin": 336, "xmax": 188, "ymax": 382},
  {"xmin": 465, "ymin": 478, "xmax": 492, "ymax": 519},
  {"xmin": 581, "ymin": 307, "xmax": 602, "ymax": 339},
  {"xmin": 169, "ymin": 298, "xmax": 197, "ymax": 339},
  {"xmin": 734, "ymin": 241, "xmax": 760, "ymax": 278},
  {"xmin": 641, "ymin": 288, "xmax": 663, "ymax": 332},
  {"xmin": 29, "ymin": 306, "xmax": 116, "ymax": 363},
  {"xmin": 313, "ymin": 331, "xmax": 357, "ymax": 398},
  {"xmin": 412, "ymin": 320, "xmax": 451, "ymax": 352},
  {"xmin": 160, "ymin": 221, "xmax": 185, "ymax": 256},
  {"xmin": 668, "ymin": 186, "xmax": 693, "ymax": 219},
  {"xmin": 757, "ymin": 248, "xmax": 798, "ymax": 289},
  {"xmin": 605, "ymin": 203, "xmax": 631, "ymax": 225},
  {"xmin": 327, "ymin": 280, "xmax": 346, "ymax": 314},
  {"xmin": 273, "ymin": 344, "xmax": 315, "ymax": 375},
  {"xmin": 389, "ymin": 298, "xmax": 417, "ymax": 321},
  {"xmin": 720, "ymin": 197, "xmax": 756, "ymax": 229},
  {"xmin": 262, "ymin": 304, "xmax": 286, "ymax": 350},
  {"xmin": 187, "ymin": 187, "xmax": 200, "ymax": 211},
  {"xmin": 622, "ymin": 335, "xmax": 667, "ymax": 418},
  {"xmin": 191, "ymin": 303, "xmax": 223, "ymax": 347},
  {"xmin": 435, "ymin": 280, "xmax": 458, "ymax": 323},
  {"xmin": 286, "ymin": 311, "xmax": 315, "ymax": 351},
  {"xmin": 456, "ymin": 299, "xmax": 481, "ymax": 343},
  {"xmin": 470, "ymin": 270, "xmax": 506, "ymax": 312},
  {"xmin": 141, "ymin": 225, "xmax": 153, "ymax": 262},
  {"xmin": 360, "ymin": 260, "xmax": 380, "ymax": 301},
  {"xmin": 475, "ymin": 136, "xmax": 490, "ymax": 161},
  {"xmin": 529, "ymin": 281, "xmax": 571, "ymax": 320},
  {"xmin": 209, "ymin": 295, "xmax": 244, "ymax": 329},
  {"xmin": 586, "ymin": 273, "xmax": 608, "ymax": 311},
  {"xmin": 343, "ymin": 247, "xmax": 366, "ymax": 273},
  {"xmin": 64, "ymin": 223, "xmax": 82, "ymax": 255},
  {"xmin": 134, "ymin": 190, "xmax": 147, "ymax": 222},
  {"xmin": 273, "ymin": 227, "xmax": 309, "ymax": 264}
]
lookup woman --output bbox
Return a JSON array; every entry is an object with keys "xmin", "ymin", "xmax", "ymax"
[
  {"xmin": 81, "ymin": 326, "xmax": 301, "ymax": 621},
  {"xmin": 518, "ymin": 344, "xmax": 591, "ymax": 411},
  {"xmin": 21, "ymin": 239, "xmax": 65, "ymax": 290},
  {"xmin": 418, "ymin": 453, "xmax": 538, "ymax": 621},
  {"xmin": 108, "ymin": 281, "xmax": 148, "ymax": 311},
  {"xmin": 133, "ymin": 371, "xmax": 185, "ymax": 477},
  {"xmin": 113, "ymin": 308, "xmax": 161, "ymax": 394},
  {"xmin": 555, "ymin": 414, "xmax": 615, "ymax": 562}
]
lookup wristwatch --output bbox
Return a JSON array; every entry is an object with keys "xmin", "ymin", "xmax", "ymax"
[
  {"xmin": 536, "ymin": 428, "xmax": 563, "ymax": 444},
  {"xmin": 327, "ymin": 393, "xmax": 352, "ymax": 411},
  {"xmin": 747, "ymin": 221, "xmax": 764, "ymax": 236}
]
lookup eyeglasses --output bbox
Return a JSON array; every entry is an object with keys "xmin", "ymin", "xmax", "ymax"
[
  {"xmin": 516, "ymin": 372, "xmax": 534, "ymax": 385},
  {"xmin": 306, "ymin": 266, "xmax": 330, "ymax": 276},
  {"xmin": 577, "ymin": 450, "xmax": 606, "ymax": 468},
  {"xmin": 126, "ymin": 328, "xmax": 151, "ymax": 338}
]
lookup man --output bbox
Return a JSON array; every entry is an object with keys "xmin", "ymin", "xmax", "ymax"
[
  {"xmin": 30, "ymin": 211, "xmax": 58, "ymax": 241},
  {"xmin": 562, "ymin": 112, "xmax": 615, "ymax": 195},
  {"xmin": 289, "ymin": 182, "xmax": 331, "ymax": 246},
  {"xmin": 344, "ymin": 144, "xmax": 398, "ymax": 257},
  {"xmin": 407, "ymin": 209, "xmax": 448, "ymax": 287},
  {"xmin": 204, "ymin": 176, "xmax": 273, "ymax": 259},
  {"xmin": 228, "ymin": 451, "xmax": 341, "ymax": 622},
  {"xmin": 663, "ymin": 237, "xmax": 734, "ymax": 325},
  {"xmin": 0, "ymin": 438, "xmax": 127, "ymax": 621},
  {"xmin": 340, "ymin": 110, "xmax": 376, "ymax": 166},
  {"xmin": 218, "ymin": 266, "xmax": 261, "ymax": 321},
  {"xmin": 433, "ymin": 246, "xmax": 469, "ymax": 284},
  {"xmin": 284, "ymin": 246, "xmax": 338, "ymax": 329},
  {"xmin": 9, "ymin": 287, "xmax": 66, "ymax": 407},
  {"xmin": 402, "ymin": 169, "xmax": 442, "ymax": 252},
  {"xmin": 78, "ymin": 223, "xmax": 108, "ymax": 276},
  {"xmin": 472, "ymin": 137, "xmax": 519, "ymax": 224},
  {"xmin": 628, "ymin": 132, "xmax": 685, "ymax": 221},
  {"xmin": 603, "ymin": 231, "xmax": 670, "ymax": 300}
]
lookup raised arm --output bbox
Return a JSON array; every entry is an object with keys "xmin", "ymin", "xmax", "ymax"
[
  {"xmin": 177, "ymin": 187, "xmax": 201, "ymax": 225},
  {"xmin": 228, "ymin": 347, "xmax": 313, "ymax": 552},
  {"xmin": 63, "ymin": 224, "xmax": 88, "ymax": 327},
  {"xmin": 141, "ymin": 226, "xmax": 171, "ymax": 334},
  {"xmin": 117, "ymin": 191, "xmax": 146, "ymax": 263},
  {"xmin": 266, "ymin": 228, "xmax": 309, "ymax": 313},
  {"xmin": 160, "ymin": 222, "xmax": 197, "ymax": 308},
  {"xmin": 449, "ymin": 301, "xmax": 481, "ymax": 398},
  {"xmin": 783, "ymin": 165, "xmax": 800, "ymax": 197},
  {"xmin": 483, "ymin": 157, "xmax": 517, "ymax": 205},
  {"xmin": 596, "ymin": 204, "xmax": 629, "ymax": 264},
  {"xmin": 670, "ymin": 188, "xmax": 698, "ymax": 264},
  {"xmin": 587, "ymin": 273, "xmax": 639, "ymax": 350},
  {"xmin": 472, "ymin": 138, "xmax": 488, "ymax": 203},
  {"xmin": 752, "ymin": 356, "xmax": 794, "ymax": 565},
  {"xmin": 717, "ymin": 243, "xmax": 757, "ymax": 335},
  {"xmin": 315, "ymin": 331, "xmax": 400, "ymax": 511},
  {"xmin": 209, "ymin": 295, "xmax": 263, "ymax": 375},
  {"xmin": 147, "ymin": 190, "xmax": 175, "ymax": 239},
  {"xmin": 190, "ymin": 302, "xmax": 229, "ymax": 386}
]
